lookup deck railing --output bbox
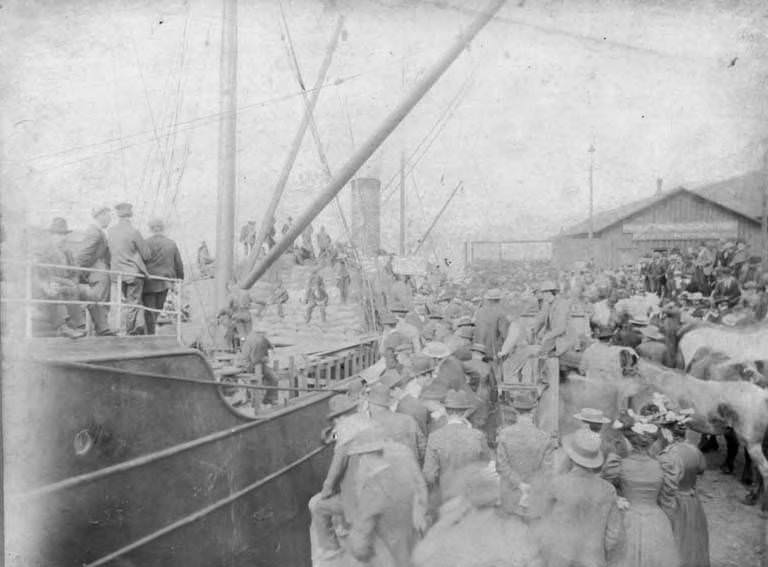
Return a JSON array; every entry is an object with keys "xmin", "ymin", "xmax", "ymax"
[{"xmin": 0, "ymin": 259, "xmax": 184, "ymax": 342}]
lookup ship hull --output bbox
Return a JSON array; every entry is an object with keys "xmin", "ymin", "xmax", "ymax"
[{"xmin": 4, "ymin": 337, "xmax": 345, "ymax": 567}]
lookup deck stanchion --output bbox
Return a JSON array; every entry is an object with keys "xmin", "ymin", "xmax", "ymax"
[
  {"xmin": 115, "ymin": 274, "xmax": 123, "ymax": 335},
  {"xmin": 176, "ymin": 280, "xmax": 183, "ymax": 344},
  {"xmin": 334, "ymin": 358, "xmax": 341, "ymax": 383}
]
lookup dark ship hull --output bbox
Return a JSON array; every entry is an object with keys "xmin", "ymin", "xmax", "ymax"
[{"xmin": 5, "ymin": 336, "xmax": 373, "ymax": 567}]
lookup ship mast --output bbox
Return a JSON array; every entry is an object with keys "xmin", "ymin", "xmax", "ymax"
[
  {"xmin": 215, "ymin": 0, "xmax": 238, "ymax": 310},
  {"xmin": 240, "ymin": 0, "xmax": 508, "ymax": 288}
]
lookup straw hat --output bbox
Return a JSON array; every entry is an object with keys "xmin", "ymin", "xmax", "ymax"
[
  {"xmin": 422, "ymin": 342, "xmax": 451, "ymax": 359},
  {"xmin": 511, "ymin": 392, "xmax": 536, "ymax": 411},
  {"xmin": 640, "ymin": 326, "xmax": 664, "ymax": 341},
  {"xmin": 484, "ymin": 288, "xmax": 503, "ymax": 300},
  {"xmin": 573, "ymin": 408, "xmax": 610, "ymax": 424},
  {"xmin": 563, "ymin": 429, "xmax": 604, "ymax": 469}
]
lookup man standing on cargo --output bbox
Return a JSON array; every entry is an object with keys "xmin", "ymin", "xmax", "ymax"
[
  {"xmin": 236, "ymin": 328, "xmax": 279, "ymax": 406},
  {"xmin": 107, "ymin": 202, "xmax": 151, "ymax": 335}
]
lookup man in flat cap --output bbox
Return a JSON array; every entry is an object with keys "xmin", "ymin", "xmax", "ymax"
[
  {"xmin": 107, "ymin": 202, "xmax": 151, "ymax": 334},
  {"xmin": 74, "ymin": 206, "xmax": 114, "ymax": 335},
  {"xmin": 142, "ymin": 218, "xmax": 184, "ymax": 335}
]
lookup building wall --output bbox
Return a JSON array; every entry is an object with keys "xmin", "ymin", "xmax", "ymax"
[{"xmin": 553, "ymin": 191, "xmax": 763, "ymax": 270}]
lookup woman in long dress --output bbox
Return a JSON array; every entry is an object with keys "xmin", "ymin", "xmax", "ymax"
[
  {"xmin": 603, "ymin": 416, "xmax": 680, "ymax": 567},
  {"xmin": 659, "ymin": 421, "xmax": 710, "ymax": 567}
]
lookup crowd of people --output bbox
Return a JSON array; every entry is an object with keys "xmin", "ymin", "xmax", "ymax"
[
  {"xmin": 299, "ymin": 242, "xmax": 768, "ymax": 567},
  {"xmin": 30, "ymin": 202, "xmax": 185, "ymax": 338}
]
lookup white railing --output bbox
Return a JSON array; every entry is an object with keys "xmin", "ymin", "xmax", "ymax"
[{"xmin": 1, "ymin": 259, "xmax": 185, "ymax": 343}]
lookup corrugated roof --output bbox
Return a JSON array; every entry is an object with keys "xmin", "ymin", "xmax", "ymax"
[
  {"xmin": 556, "ymin": 170, "xmax": 763, "ymax": 238},
  {"xmin": 688, "ymin": 170, "xmax": 764, "ymax": 221}
]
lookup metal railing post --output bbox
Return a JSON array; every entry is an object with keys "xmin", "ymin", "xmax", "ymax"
[
  {"xmin": 24, "ymin": 263, "xmax": 32, "ymax": 338},
  {"xmin": 115, "ymin": 274, "xmax": 123, "ymax": 335},
  {"xmin": 176, "ymin": 280, "xmax": 182, "ymax": 345}
]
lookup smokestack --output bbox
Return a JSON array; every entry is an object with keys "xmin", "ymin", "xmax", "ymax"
[{"xmin": 656, "ymin": 178, "xmax": 663, "ymax": 195}]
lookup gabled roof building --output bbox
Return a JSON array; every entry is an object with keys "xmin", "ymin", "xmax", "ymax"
[{"xmin": 551, "ymin": 171, "xmax": 766, "ymax": 269}]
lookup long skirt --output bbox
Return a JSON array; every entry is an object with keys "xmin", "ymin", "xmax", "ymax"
[
  {"xmin": 614, "ymin": 505, "xmax": 679, "ymax": 567},
  {"xmin": 670, "ymin": 493, "xmax": 709, "ymax": 567}
]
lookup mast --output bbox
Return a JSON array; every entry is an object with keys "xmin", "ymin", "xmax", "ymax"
[
  {"xmin": 412, "ymin": 180, "xmax": 463, "ymax": 254},
  {"xmin": 587, "ymin": 142, "xmax": 595, "ymax": 260},
  {"xmin": 246, "ymin": 16, "xmax": 344, "ymax": 269},
  {"xmin": 399, "ymin": 59, "xmax": 406, "ymax": 256},
  {"xmin": 240, "ymin": 0, "xmax": 508, "ymax": 288},
  {"xmin": 215, "ymin": 0, "xmax": 238, "ymax": 310}
]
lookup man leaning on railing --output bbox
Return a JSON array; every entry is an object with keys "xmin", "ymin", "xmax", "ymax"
[{"xmin": 33, "ymin": 218, "xmax": 85, "ymax": 338}]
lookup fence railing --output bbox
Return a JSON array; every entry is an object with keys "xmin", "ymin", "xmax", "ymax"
[{"xmin": 1, "ymin": 259, "xmax": 184, "ymax": 342}]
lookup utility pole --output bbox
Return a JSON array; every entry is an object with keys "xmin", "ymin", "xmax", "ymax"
[
  {"xmin": 587, "ymin": 142, "xmax": 596, "ymax": 260},
  {"xmin": 399, "ymin": 60, "xmax": 407, "ymax": 256},
  {"xmin": 762, "ymin": 144, "xmax": 768, "ymax": 266},
  {"xmin": 215, "ymin": 0, "xmax": 237, "ymax": 311}
]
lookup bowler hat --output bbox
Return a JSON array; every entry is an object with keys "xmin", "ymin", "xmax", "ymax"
[
  {"xmin": 115, "ymin": 202, "xmax": 133, "ymax": 217},
  {"xmin": 422, "ymin": 341, "xmax": 451, "ymax": 359},
  {"xmin": 457, "ymin": 326, "xmax": 475, "ymax": 340},
  {"xmin": 367, "ymin": 383, "xmax": 392, "ymax": 407},
  {"xmin": 327, "ymin": 395, "xmax": 357, "ymax": 419},
  {"xmin": 444, "ymin": 389, "xmax": 475, "ymax": 410},
  {"xmin": 484, "ymin": 288, "xmax": 503, "ymax": 300},
  {"xmin": 454, "ymin": 315, "xmax": 474, "ymax": 328},
  {"xmin": 563, "ymin": 429, "xmax": 604, "ymax": 469},
  {"xmin": 470, "ymin": 342, "xmax": 487, "ymax": 355},
  {"xmin": 381, "ymin": 313, "xmax": 397, "ymax": 326},
  {"xmin": 48, "ymin": 217, "xmax": 71, "ymax": 234},
  {"xmin": 389, "ymin": 303, "xmax": 409, "ymax": 314},
  {"xmin": 573, "ymin": 407, "xmax": 610, "ymax": 424}
]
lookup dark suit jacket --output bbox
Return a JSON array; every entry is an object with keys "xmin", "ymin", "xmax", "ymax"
[
  {"xmin": 75, "ymin": 225, "xmax": 110, "ymax": 269},
  {"xmin": 107, "ymin": 220, "xmax": 150, "ymax": 282},
  {"xmin": 144, "ymin": 234, "xmax": 184, "ymax": 292}
]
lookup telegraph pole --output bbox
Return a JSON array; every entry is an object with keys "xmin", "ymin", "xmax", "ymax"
[
  {"xmin": 762, "ymin": 144, "xmax": 768, "ymax": 266},
  {"xmin": 587, "ymin": 143, "xmax": 596, "ymax": 259},
  {"xmin": 399, "ymin": 59, "xmax": 407, "ymax": 256}
]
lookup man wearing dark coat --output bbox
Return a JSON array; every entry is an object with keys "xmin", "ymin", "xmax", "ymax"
[
  {"xmin": 142, "ymin": 219, "xmax": 184, "ymax": 335},
  {"xmin": 107, "ymin": 202, "xmax": 150, "ymax": 334},
  {"xmin": 75, "ymin": 206, "xmax": 113, "ymax": 335},
  {"xmin": 537, "ymin": 429, "xmax": 624, "ymax": 567},
  {"xmin": 33, "ymin": 218, "xmax": 85, "ymax": 338}
]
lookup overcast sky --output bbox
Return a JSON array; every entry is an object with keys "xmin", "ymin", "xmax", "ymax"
[{"xmin": 3, "ymin": 0, "xmax": 767, "ymax": 262}]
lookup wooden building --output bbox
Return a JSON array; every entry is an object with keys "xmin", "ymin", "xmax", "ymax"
[{"xmin": 552, "ymin": 171, "xmax": 766, "ymax": 269}]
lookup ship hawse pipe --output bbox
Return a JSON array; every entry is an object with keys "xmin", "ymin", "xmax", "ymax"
[
  {"xmin": 245, "ymin": 15, "xmax": 345, "ymax": 270},
  {"xmin": 240, "ymin": 0, "xmax": 508, "ymax": 288}
]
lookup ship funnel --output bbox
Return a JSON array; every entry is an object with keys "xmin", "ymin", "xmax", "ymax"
[{"xmin": 350, "ymin": 177, "xmax": 381, "ymax": 256}]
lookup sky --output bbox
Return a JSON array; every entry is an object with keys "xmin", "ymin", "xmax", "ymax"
[{"xmin": 2, "ymin": 0, "xmax": 767, "ymax": 264}]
